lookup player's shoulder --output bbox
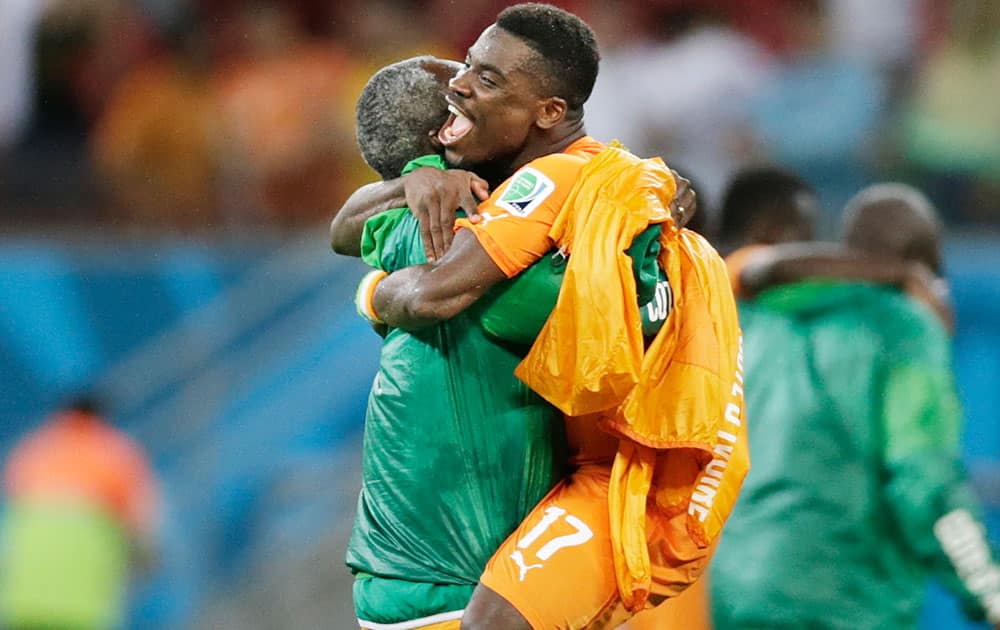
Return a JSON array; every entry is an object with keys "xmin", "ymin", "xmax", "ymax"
[
  {"xmin": 517, "ymin": 152, "xmax": 590, "ymax": 183},
  {"xmin": 486, "ymin": 139, "xmax": 604, "ymax": 217},
  {"xmin": 514, "ymin": 138, "xmax": 603, "ymax": 184},
  {"xmin": 487, "ymin": 154, "xmax": 587, "ymax": 218},
  {"xmin": 873, "ymin": 287, "xmax": 940, "ymax": 332},
  {"xmin": 868, "ymin": 287, "xmax": 949, "ymax": 359}
]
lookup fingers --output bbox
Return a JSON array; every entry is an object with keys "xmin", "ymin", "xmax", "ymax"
[
  {"xmin": 668, "ymin": 170, "xmax": 698, "ymax": 228},
  {"xmin": 404, "ymin": 168, "xmax": 489, "ymax": 259},
  {"xmin": 438, "ymin": 198, "xmax": 458, "ymax": 253},
  {"xmin": 427, "ymin": 193, "xmax": 447, "ymax": 261},
  {"xmin": 406, "ymin": 168, "xmax": 448, "ymax": 261},
  {"xmin": 458, "ymin": 188, "xmax": 483, "ymax": 225},
  {"xmin": 466, "ymin": 175, "xmax": 489, "ymax": 224},
  {"xmin": 414, "ymin": 198, "xmax": 437, "ymax": 262},
  {"xmin": 470, "ymin": 175, "xmax": 490, "ymax": 201},
  {"xmin": 678, "ymin": 187, "xmax": 697, "ymax": 216}
]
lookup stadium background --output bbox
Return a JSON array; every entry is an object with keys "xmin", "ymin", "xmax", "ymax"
[{"xmin": 0, "ymin": 0, "xmax": 997, "ymax": 627}]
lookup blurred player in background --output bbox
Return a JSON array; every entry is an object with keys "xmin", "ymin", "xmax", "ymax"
[
  {"xmin": 0, "ymin": 396, "xmax": 160, "ymax": 630},
  {"xmin": 711, "ymin": 172, "xmax": 1000, "ymax": 629},
  {"xmin": 338, "ymin": 4, "xmax": 746, "ymax": 628}
]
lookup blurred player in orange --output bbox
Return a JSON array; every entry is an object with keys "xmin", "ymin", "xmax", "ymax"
[{"xmin": 0, "ymin": 396, "xmax": 160, "ymax": 630}]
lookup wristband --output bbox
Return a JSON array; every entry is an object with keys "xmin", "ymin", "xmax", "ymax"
[{"xmin": 356, "ymin": 269, "xmax": 388, "ymax": 325}]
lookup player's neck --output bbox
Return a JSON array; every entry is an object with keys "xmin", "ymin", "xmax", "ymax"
[{"xmin": 508, "ymin": 120, "xmax": 587, "ymax": 175}]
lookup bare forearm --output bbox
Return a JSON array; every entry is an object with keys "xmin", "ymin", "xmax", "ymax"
[
  {"xmin": 372, "ymin": 264, "xmax": 487, "ymax": 330},
  {"xmin": 368, "ymin": 230, "xmax": 507, "ymax": 330},
  {"xmin": 740, "ymin": 244, "xmax": 909, "ymax": 296},
  {"xmin": 330, "ymin": 179, "xmax": 407, "ymax": 256},
  {"xmin": 768, "ymin": 256, "xmax": 908, "ymax": 288}
]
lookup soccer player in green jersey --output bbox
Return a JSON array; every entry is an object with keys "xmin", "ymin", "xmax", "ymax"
[
  {"xmin": 343, "ymin": 56, "xmax": 568, "ymax": 630},
  {"xmin": 711, "ymin": 171, "xmax": 1000, "ymax": 629}
]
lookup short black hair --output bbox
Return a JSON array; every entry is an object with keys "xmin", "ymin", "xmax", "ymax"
[
  {"xmin": 64, "ymin": 394, "xmax": 105, "ymax": 417},
  {"xmin": 496, "ymin": 3, "xmax": 600, "ymax": 112},
  {"xmin": 717, "ymin": 166, "xmax": 816, "ymax": 249},
  {"xmin": 841, "ymin": 183, "xmax": 943, "ymax": 273},
  {"xmin": 356, "ymin": 56, "xmax": 460, "ymax": 179}
]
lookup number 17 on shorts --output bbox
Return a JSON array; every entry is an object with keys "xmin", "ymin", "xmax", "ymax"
[{"xmin": 509, "ymin": 506, "xmax": 594, "ymax": 581}]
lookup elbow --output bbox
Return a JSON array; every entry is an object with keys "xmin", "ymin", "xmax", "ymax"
[
  {"xmin": 329, "ymin": 218, "xmax": 340, "ymax": 251},
  {"xmin": 330, "ymin": 215, "xmax": 360, "ymax": 257}
]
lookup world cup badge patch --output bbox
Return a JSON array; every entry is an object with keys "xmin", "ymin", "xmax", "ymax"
[{"xmin": 496, "ymin": 167, "xmax": 555, "ymax": 217}]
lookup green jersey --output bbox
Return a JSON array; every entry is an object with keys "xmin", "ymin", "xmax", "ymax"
[
  {"xmin": 0, "ymin": 501, "xmax": 129, "ymax": 629},
  {"xmin": 711, "ymin": 282, "xmax": 1000, "ymax": 629},
  {"xmin": 346, "ymin": 156, "xmax": 566, "ymax": 624}
]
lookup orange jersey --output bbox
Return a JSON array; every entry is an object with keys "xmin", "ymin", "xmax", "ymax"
[
  {"xmin": 455, "ymin": 136, "xmax": 604, "ymax": 278},
  {"xmin": 464, "ymin": 143, "xmax": 747, "ymax": 614},
  {"xmin": 622, "ymin": 576, "xmax": 713, "ymax": 630},
  {"xmin": 456, "ymin": 136, "xmax": 614, "ymax": 466},
  {"xmin": 507, "ymin": 146, "xmax": 747, "ymax": 611}
]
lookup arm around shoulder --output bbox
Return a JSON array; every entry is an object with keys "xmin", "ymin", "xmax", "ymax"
[
  {"xmin": 330, "ymin": 178, "xmax": 407, "ymax": 257},
  {"xmin": 369, "ymin": 229, "xmax": 507, "ymax": 330},
  {"xmin": 739, "ymin": 243, "xmax": 911, "ymax": 297}
]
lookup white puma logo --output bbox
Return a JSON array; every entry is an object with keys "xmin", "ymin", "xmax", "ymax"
[{"xmin": 510, "ymin": 550, "xmax": 543, "ymax": 581}]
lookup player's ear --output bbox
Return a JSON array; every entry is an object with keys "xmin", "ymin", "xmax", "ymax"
[{"xmin": 535, "ymin": 96, "xmax": 567, "ymax": 130}]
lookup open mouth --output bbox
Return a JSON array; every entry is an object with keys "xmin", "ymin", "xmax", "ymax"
[{"xmin": 438, "ymin": 103, "xmax": 474, "ymax": 146}]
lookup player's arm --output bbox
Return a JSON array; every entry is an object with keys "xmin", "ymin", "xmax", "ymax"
[
  {"xmin": 362, "ymin": 229, "xmax": 507, "ymax": 329},
  {"xmin": 737, "ymin": 243, "xmax": 906, "ymax": 296},
  {"xmin": 739, "ymin": 244, "xmax": 955, "ymax": 330},
  {"xmin": 880, "ymin": 327, "xmax": 1000, "ymax": 626},
  {"xmin": 330, "ymin": 179, "xmax": 407, "ymax": 257},
  {"xmin": 330, "ymin": 168, "xmax": 488, "ymax": 259},
  {"xmin": 358, "ymin": 155, "xmax": 586, "ymax": 329}
]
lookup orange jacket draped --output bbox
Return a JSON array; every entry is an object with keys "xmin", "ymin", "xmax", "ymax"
[{"xmin": 514, "ymin": 146, "xmax": 749, "ymax": 611}]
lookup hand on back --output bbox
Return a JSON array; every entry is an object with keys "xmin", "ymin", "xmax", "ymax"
[{"xmin": 404, "ymin": 167, "xmax": 489, "ymax": 261}]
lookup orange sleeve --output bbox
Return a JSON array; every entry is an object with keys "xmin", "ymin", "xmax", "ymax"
[
  {"xmin": 454, "ymin": 153, "xmax": 587, "ymax": 278},
  {"xmin": 724, "ymin": 244, "xmax": 770, "ymax": 298}
]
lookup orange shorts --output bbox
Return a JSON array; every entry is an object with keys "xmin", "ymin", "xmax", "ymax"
[
  {"xmin": 619, "ymin": 575, "xmax": 713, "ymax": 630},
  {"xmin": 480, "ymin": 464, "xmax": 646, "ymax": 629}
]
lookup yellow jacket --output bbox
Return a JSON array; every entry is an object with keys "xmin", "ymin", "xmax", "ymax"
[{"xmin": 515, "ymin": 146, "xmax": 749, "ymax": 610}]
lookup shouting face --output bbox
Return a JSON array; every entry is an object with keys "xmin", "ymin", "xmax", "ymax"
[{"xmin": 437, "ymin": 25, "xmax": 552, "ymax": 171}]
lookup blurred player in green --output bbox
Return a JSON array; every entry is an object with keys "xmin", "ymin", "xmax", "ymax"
[{"xmin": 711, "ymin": 169, "xmax": 1000, "ymax": 629}]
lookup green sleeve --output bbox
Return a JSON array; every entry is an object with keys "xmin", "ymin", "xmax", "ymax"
[
  {"xmin": 478, "ymin": 251, "xmax": 568, "ymax": 346},
  {"xmin": 358, "ymin": 154, "xmax": 448, "ymax": 271},
  {"xmin": 479, "ymin": 225, "xmax": 671, "ymax": 346},
  {"xmin": 360, "ymin": 208, "xmax": 411, "ymax": 270},
  {"xmin": 881, "ymin": 315, "xmax": 1000, "ymax": 624}
]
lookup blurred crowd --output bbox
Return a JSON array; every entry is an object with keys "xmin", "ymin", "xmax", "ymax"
[{"xmin": 0, "ymin": 0, "xmax": 998, "ymax": 231}]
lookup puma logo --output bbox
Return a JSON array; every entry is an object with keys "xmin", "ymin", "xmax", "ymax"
[{"xmin": 510, "ymin": 550, "xmax": 543, "ymax": 581}]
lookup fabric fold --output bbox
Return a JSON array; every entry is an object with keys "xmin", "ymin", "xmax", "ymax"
[{"xmin": 515, "ymin": 146, "xmax": 749, "ymax": 610}]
